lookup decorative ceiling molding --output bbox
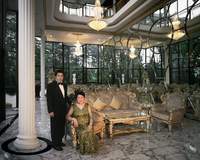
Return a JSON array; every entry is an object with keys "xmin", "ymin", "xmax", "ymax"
[
  {"xmin": 40, "ymin": 0, "xmax": 200, "ymax": 44},
  {"xmin": 44, "ymin": 0, "xmax": 171, "ymax": 34}
]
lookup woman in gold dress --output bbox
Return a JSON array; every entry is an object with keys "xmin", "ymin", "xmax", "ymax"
[{"xmin": 67, "ymin": 91, "xmax": 98, "ymax": 154}]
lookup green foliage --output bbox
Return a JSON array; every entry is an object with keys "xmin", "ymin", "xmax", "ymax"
[
  {"xmin": 5, "ymin": 13, "xmax": 17, "ymax": 94},
  {"xmin": 35, "ymin": 37, "xmax": 41, "ymax": 81}
]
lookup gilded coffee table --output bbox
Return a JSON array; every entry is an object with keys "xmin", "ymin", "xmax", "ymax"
[{"xmin": 105, "ymin": 114, "xmax": 150, "ymax": 138}]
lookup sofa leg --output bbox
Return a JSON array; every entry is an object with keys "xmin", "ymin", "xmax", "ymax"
[
  {"xmin": 146, "ymin": 119, "xmax": 150, "ymax": 132},
  {"xmin": 99, "ymin": 130, "xmax": 104, "ymax": 144},
  {"xmin": 180, "ymin": 122, "xmax": 184, "ymax": 129},
  {"xmin": 168, "ymin": 124, "xmax": 172, "ymax": 132},
  {"xmin": 100, "ymin": 128, "xmax": 104, "ymax": 139},
  {"xmin": 156, "ymin": 120, "xmax": 161, "ymax": 132},
  {"xmin": 109, "ymin": 122, "xmax": 113, "ymax": 138}
]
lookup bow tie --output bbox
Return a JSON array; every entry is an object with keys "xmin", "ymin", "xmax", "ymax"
[{"xmin": 57, "ymin": 82, "xmax": 63, "ymax": 85}]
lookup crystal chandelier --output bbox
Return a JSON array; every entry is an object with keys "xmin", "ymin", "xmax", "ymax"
[
  {"xmin": 167, "ymin": 30, "xmax": 185, "ymax": 40},
  {"xmin": 88, "ymin": 0, "xmax": 107, "ymax": 31},
  {"xmin": 129, "ymin": 45, "xmax": 137, "ymax": 59},
  {"xmin": 167, "ymin": 17, "xmax": 185, "ymax": 40},
  {"xmin": 74, "ymin": 40, "xmax": 82, "ymax": 56}
]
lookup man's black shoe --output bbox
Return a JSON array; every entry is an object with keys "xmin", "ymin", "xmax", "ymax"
[
  {"xmin": 60, "ymin": 142, "xmax": 66, "ymax": 147},
  {"xmin": 53, "ymin": 146, "xmax": 63, "ymax": 151}
]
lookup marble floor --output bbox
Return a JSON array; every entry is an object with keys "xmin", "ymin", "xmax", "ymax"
[{"xmin": 0, "ymin": 99, "xmax": 200, "ymax": 160}]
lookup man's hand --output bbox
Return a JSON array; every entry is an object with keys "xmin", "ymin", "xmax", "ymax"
[{"xmin": 49, "ymin": 112, "xmax": 54, "ymax": 117}]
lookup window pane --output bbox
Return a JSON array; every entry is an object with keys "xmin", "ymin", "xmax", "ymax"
[
  {"xmin": 178, "ymin": 11, "xmax": 187, "ymax": 18},
  {"xmin": 170, "ymin": 45, "xmax": 179, "ymax": 68},
  {"xmin": 178, "ymin": 0, "xmax": 187, "ymax": 12},
  {"xmin": 179, "ymin": 41, "xmax": 188, "ymax": 68},
  {"xmin": 87, "ymin": 69, "xmax": 98, "ymax": 83},
  {"xmin": 140, "ymin": 49, "xmax": 146, "ymax": 64},
  {"xmin": 180, "ymin": 68, "xmax": 189, "ymax": 83},
  {"xmin": 70, "ymin": 69, "xmax": 83, "ymax": 84},
  {"xmin": 171, "ymin": 69, "xmax": 179, "ymax": 83},
  {"xmin": 169, "ymin": 1, "xmax": 177, "ymax": 16},
  {"xmin": 102, "ymin": 46, "xmax": 114, "ymax": 69},
  {"xmin": 5, "ymin": 12, "xmax": 17, "ymax": 107},
  {"xmin": 191, "ymin": 5, "xmax": 200, "ymax": 19},
  {"xmin": 146, "ymin": 48, "xmax": 153, "ymax": 63},
  {"xmin": 45, "ymin": 42, "xmax": 54, "ymax": 82},
  {"xmin": 86, "ymin": 45, "xmax": 98, "ymax": 68},
  {"xmin": 171, "ymin": 53, "xmax": 178, "ymax": 68},
  {"xmin": 100, "ymin": 69, "xmax": 112, "ymax": 84},
  {"xmin": 53, "ymin": 43, "xmax": 63, "ymax": 69},
  {"xmin": 115, "ymin": 49, "xmax": 121, "ymax": 68},
  {"xmin": 35, "ymin": 38, "xmax": 41, "ymax": 81},
  {"xmin": 188, "ymin": 0, "xmax": 194, "ymax": 7},
  {"xmin": 154, "ymin": 53, "xmax": 161, "ymax": 64},
  {"xmin": 69, "ymin": 47, "xmax": 83, "ymax": 68}
]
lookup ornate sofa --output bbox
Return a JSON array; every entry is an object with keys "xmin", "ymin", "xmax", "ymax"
[
  {"xmin": 68, "ymin": 84, "xmax": 150, "ymax": 141},
  {"xmin": 68, "ymin": 84, "xmax": 144, "ymax": 118}
]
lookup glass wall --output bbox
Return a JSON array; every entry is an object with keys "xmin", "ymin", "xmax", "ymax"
[
  {"xmin": 170, "ymin": 36, "xmax": 200, "ymax": 84},
  {"xmin": 40, "ymin": 39, "xmax": 200, "ymax": 85},
  {"xmin": 35, "ymin": 37, "xmax": 41, "ymax": 81},
  {"xmin": 139, "ymin": 0, "xmax": 200, "ymax": 26},
  {"xmin": 190, "ymin": 37, "xmax": 200, "ymax": 84},
  {"xmin": 68, "ymin": 46, "xmax": 83, "ymax": 84},
  {"xmin": 59, "ymin": 0, "xmax": 129, "ymax": 17},
  {"xmin": 42, "ymin": 42, "xmax": 165, "ymax": 85},
  {"xmin": 138, "ymin": 46, "xmax": 165, "ymax": 83},
  {"xmin": 45, "ymin": 42, "xmax": 65, "ymax": 84},
  {"xmin": 5, "ymin": 11, "xmax": 17, "ymax": 108}
]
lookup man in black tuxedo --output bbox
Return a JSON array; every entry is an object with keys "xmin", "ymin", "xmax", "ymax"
[{"xmin": 47, "ymin": 70, "xmax": 69, "ymax": 151}]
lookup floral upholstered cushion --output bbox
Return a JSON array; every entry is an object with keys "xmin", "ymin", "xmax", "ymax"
[
  {"xmin": 109, "ymin": 96, "xmax": 122, "ymax": 109},
  {"xmin": 93, "ymin": 98, "xmax": 107, "ymax": 111}
]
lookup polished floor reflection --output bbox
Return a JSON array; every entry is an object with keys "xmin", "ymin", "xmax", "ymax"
[{"xmin": 0, "ymin": 99, "xmax": 200, "ymax": 160}]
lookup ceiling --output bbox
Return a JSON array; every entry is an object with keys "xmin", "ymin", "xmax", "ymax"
[
  {"xmin": 35, "ymin": 0, "xmax": 200, "ymax": 46},
  {"xmin": 45, "ymin": 30, "xmax": 112, "ymax": 45}
]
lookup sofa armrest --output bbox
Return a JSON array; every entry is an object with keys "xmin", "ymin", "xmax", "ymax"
[
  {"xmin": 92, "ymin": 109, "xmax": 105, "ymax": 122},
  {"xmin": 168, "ymin": 108, "xmax": 185, "ymax": 122}
]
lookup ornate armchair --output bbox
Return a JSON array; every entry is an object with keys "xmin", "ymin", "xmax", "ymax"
[
  {"xmin": 71, "ymin": 109, "xmax": 105, "ymax": 147},
  {"xmin": 150, "ymin": 92, "xmax": 186, "ymax": 132}
]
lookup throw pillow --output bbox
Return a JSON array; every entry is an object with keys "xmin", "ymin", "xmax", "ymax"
[
  {"xmin": 93, "ymin": 98, "xmax": 107, "ymax": 111},
  {"xmin": 109, "ymin": 96, "xmax": 122, "ymax": 109}
]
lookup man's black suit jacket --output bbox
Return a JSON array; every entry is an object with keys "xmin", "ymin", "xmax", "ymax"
[{"xmin": 47, "ymin": 81, "xmax": 69, "ymax": 117}]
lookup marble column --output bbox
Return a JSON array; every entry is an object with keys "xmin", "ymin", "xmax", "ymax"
[
  {"xmin": 14, "ymin": 0, "xmax": 39, "ymax": 150},
  {"xmin": 40, "ymin": 34, "xmax": 46, "ymax": 100}
]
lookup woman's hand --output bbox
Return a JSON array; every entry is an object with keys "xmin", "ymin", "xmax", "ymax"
[{"xmin": 71, "ymin": 118, "xmax": 78, "ymax": 128}]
